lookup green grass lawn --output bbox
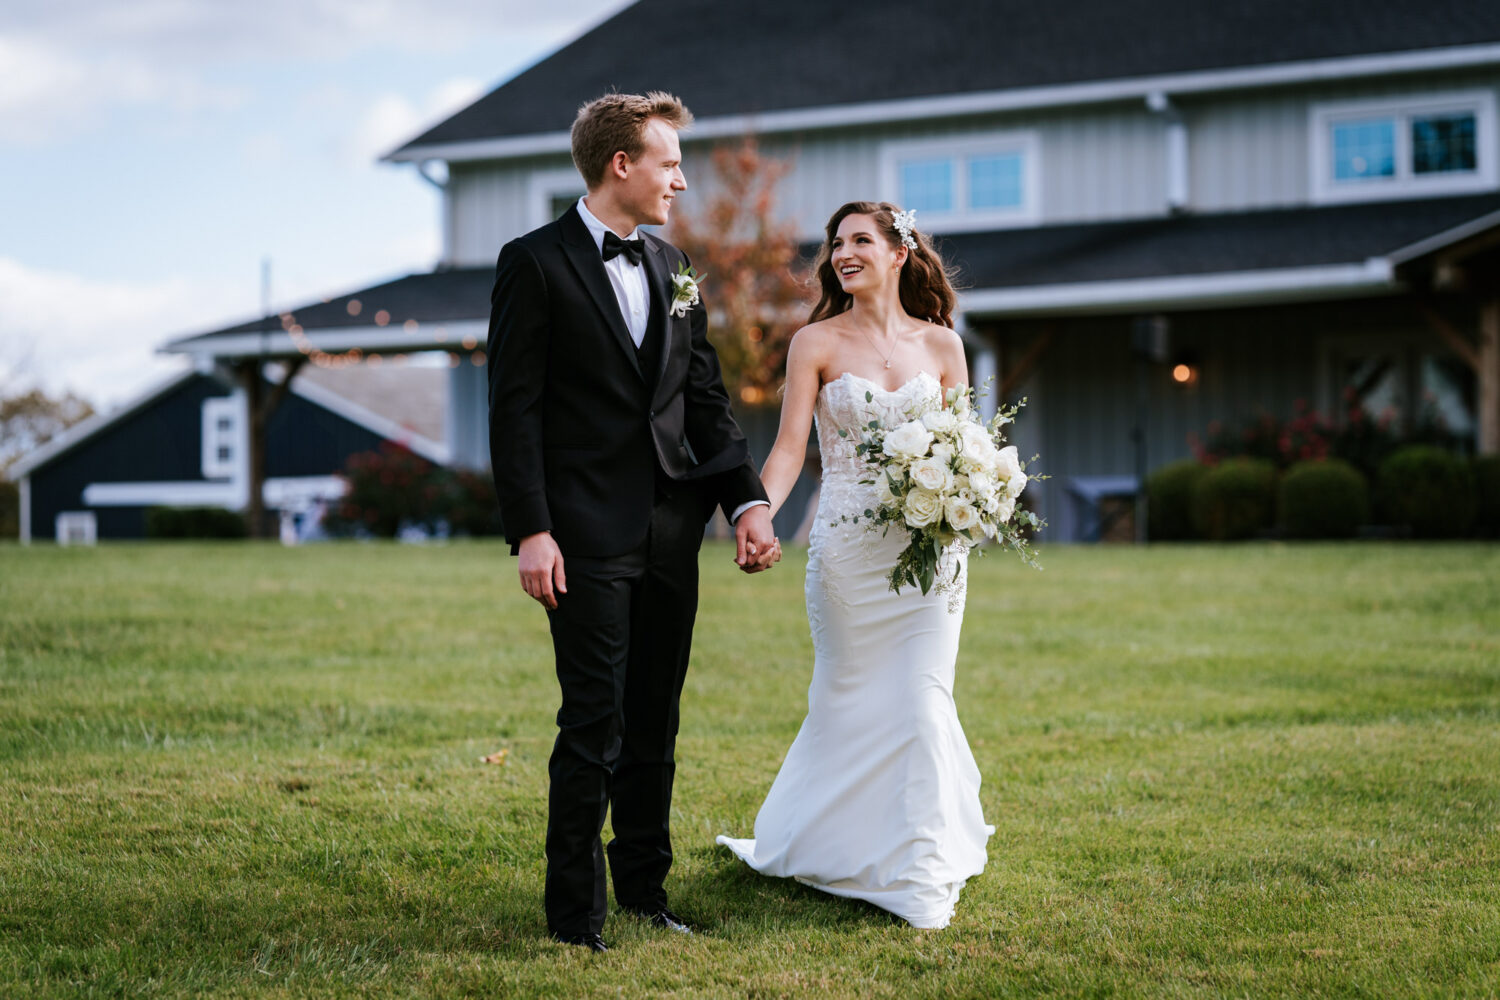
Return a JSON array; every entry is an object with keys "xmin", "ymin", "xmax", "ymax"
[{"xmin": 1, "ymin": 541, "xmax": 1497, "ymax": 998}]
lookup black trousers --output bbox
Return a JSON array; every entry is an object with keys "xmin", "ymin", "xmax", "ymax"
[{"xmin": 542, "ymin": 480, "xmax": 704, "ymax": 937}]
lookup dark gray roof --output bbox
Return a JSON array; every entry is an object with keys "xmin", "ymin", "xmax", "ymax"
[
  {"xmin": 396, "ymin": 0, "xmax": 1500, "ymax": 152},
  {"xmin": 165, "ymin": 266, "xmax": 493, "ymax": 348},
  {"xmin": 937, "ymin": 192, "xmax": 1500, "ymax": 289},
  {"xmin": 169, "ymin": 194, "xmax": 1500, "ymax": 354}
]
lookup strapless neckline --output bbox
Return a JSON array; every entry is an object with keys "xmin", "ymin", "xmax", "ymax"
[{"xmin": 822, "ymin": 369, "xmax": 940, "ymax": 398}]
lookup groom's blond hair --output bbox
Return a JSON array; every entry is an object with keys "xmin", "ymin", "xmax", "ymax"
[{"xmin": 571, "ymin": 92, "xmax": 693, "ymax": 189}]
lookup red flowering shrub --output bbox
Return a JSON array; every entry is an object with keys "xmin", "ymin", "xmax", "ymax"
[{"xmin": 323, "ymin": 442, "xmax": 503, "ymax": 538}]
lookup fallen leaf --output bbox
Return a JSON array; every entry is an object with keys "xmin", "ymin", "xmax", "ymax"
[{"xmin": 480, "ymin": 749, "xmax": 509, "ymax": 766}]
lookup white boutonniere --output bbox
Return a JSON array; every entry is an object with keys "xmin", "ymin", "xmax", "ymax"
[{"xmin": 670, "ymin": 262, "xmax": 705, "ymax": 318}]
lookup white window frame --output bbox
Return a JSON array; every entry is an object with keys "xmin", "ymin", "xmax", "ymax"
[
  {"xmin": 55, "ymin": 511, "xmax": 97, "ymax": 546},
  {"xmin": 528, "ymin": 166, "xmax": 588, "ymax": 229},
  {"xmin": 200, "ymin": 394, "xmax": 243, "ymax": 480},
  {"xmin": 879, "ymin": 132, "xmax": 1042, "ymax": 232},
  {"xmin": 1309, "ymin": 90, "xmax": 1498, "ymax": 204}
]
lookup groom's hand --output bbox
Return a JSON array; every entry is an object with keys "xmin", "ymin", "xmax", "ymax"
[
  {"xmin": 734, "ymin": 506, "xmax": 780, "ymax": 574},
  {"xmin": 518, "ymin": 531, "xmax": 567, "ymax": 610}
]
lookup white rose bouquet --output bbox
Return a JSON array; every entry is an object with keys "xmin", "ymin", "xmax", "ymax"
[{"xmin": 838, "ymin": 383, "xmax": 1042, "ymax": 596}]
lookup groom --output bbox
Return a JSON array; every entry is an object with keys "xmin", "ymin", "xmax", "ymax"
[{"xmin": 486, "ymin": 92, "xmax": 778, "ymax": 951}]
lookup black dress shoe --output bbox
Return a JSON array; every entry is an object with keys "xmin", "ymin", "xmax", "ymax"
[
  {"xmin": 622, "ymin": 906, "xmax": 693, "ymax": 934},
  {"xmin": 552, "ymin": 932, "xmax": 609, "ymax": 952}
]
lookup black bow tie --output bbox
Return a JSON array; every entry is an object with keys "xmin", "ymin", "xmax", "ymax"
[{"xmin": 602, "ymin": 231, "xmax": 645, "ymax": 266}]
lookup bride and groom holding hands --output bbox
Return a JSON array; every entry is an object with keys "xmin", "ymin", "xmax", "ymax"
[{"xmin": 487, "ymin": 91, "xmax": 992, "ymax": 951}]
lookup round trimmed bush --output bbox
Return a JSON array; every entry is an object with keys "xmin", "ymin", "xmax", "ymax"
[
  {"xmin": 1376, "ymin": 445, "xmax": 1477, "ymax": 538},
  {"xmin": 1278, "ymin": 459, "xmax": 1368, "ymax": 538},
  {"xmin": 1147, "ymin": 459, "xmax": 1208, "ymax": 540},
  {"xmin": 1474, "ymin": 455, "xmax": 1500, "ymax": 536},
  {"xmin": 1191, "ymin": 458, "xmax": 1277, "ymax": 541}
]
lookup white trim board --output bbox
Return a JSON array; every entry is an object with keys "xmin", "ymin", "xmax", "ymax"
[
  {"xmin": 1387, "ymin": 206, "xmax": 1500, "ymax": 264},
  {"xmin": 386, "ymin": 42, "xmax": 1500, "ymax": 164},
  {"xmin": 959, "ymin": 259, "xmax": 1400, "ymax": 317},
  {"xmin": 164, "ymin": 319, "xmax": 490, "ymax": 362},
  {"xmin": 277, "ymin": 370, "xmax": 450, "ymax": 465},
  {"xmin": 18, "ymin": 477, "xmax": 31, "ymax": 543},
  {"xmin": 81, "ymin": 475, "xmax": 347, "ymax": 509}
]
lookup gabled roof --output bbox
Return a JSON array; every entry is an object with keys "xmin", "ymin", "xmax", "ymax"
[
  {"xmin": 943, "ymin": 192, "xmax": 1500, "ymax": 315},
  {"xmin": 162, "ymin": 267, "xmax": 493, "ymax": 359},
  {"xmin": 158, "ymin": 192, "xmax": 1500, "ymax": 349},
  {"xmin": 12, "ymin": 366, "xmax": 448, "ymax": 479},
  {"xmin": 391, "ymin": 0, "xmax": 1500, "ymax": 160}
]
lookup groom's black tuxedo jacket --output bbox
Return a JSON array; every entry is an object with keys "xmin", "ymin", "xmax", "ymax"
[{"xmin": 486, "ymin": 205, "xmax": 767, "ymax": 557}]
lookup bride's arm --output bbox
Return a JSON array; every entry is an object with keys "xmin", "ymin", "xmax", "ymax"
[
  {"xmin": 937, "ymin": 327, "xmax": 970, "ymax": 392},
  {"xmin": 759, "ymin": 330, "xmax": 823, "ymax": 519}
]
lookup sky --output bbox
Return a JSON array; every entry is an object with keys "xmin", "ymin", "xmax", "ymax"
[{"xmin": 0, "ymin": 0, "xmax": 630, "ymax": 410}]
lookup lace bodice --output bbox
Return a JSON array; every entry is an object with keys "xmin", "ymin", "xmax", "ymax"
[{"xmin": 815, "ymin": 371, "xmax": 944, "ymax": 516}]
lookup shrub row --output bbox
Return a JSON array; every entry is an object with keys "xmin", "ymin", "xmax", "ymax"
[
  {"xmin": 1148, "ymin": 446, "xmax": 1500, "ymax": 540},
  {"xmin": 322, "ymin": 442, "xmax": 504, "ymax": 539},
  {"xmin": 146, "ymin": 506, "xmax": 249, "ymax": 538}
]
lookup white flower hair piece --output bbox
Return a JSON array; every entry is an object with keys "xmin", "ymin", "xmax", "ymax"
[{"xmin": 891, "ymin": 208, "xmax": 919, "ymax": 251}]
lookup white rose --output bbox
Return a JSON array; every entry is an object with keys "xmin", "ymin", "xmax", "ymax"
[
  {"xmin": 968, "ymin": 471, "xmax": 997, "ymax": 499},
  {"xmin": 931, "ymin": 442, "xmax": 955, "ymax": 462},
  {"xmin": 945, "ymin": 497, "xmax": 981, "ymax": 533},
  {"xmin": 994, "ymin": 496, "xmax": 1017, "ymax": 523},
  {"xmin": 1004, "ymin": 470, "xmax": 1028, "ymax": 498},
  {"xmin": 884, "ymin": 420, "xmax": 934, "ymax": 460},
  {"xmin": 875, "ymin": 472, "xmax": 900, "ymax": 509},
  {"xmin": 903, "ymin": 488, "xmax": 942, "ymax": 528},
  {"xmin": 995, "ymin": 444, "xmax": 1024, "ymax": 481},
  {"xmin": 909, "ymin": 457, "xmax": 952, "ymax": 494},
  {"xmin": 959, "ymin": 423, "xmax": 998, "ymax": 465},
  {"xmin": 921, "ymin": 409, "xmax": 958, "ymax": 434}
]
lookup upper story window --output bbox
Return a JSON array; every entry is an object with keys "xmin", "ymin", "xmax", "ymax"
[
  {"xmin": 881, "ymin": 132, "xmax": 1040, "ymax": 232},
  {"xmin": 1311, "ymin": 91, "xmax": 1496, "ymax": 203},
  {"xmin": 528, "ymin": 166, "xmax": 588, "ymax": 229},
  {"xmin": 201, "ymin": 395, "xmax": 242, "ymax": 479}
]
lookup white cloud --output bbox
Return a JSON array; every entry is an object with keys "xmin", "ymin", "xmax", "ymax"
[
  {"xmin": 4, "ymin": 0, "xmax": 631, "ymax": 61},
  {"xmin": 0, "ymin": 257, "xmax": 246, "ymax": 407},
  {"xmin": 342, "ymin": 77, "xmax": 484, "ymax": 165},
  {"xmin": 0, "ymin": 1, "xmax": 627, "ymax": 147}
]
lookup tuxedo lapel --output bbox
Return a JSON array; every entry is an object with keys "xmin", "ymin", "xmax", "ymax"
[
  {"xmin": 641, "ymin": 240, "xmax": 675, "ymax": 395},
  {"xmin": 558, "ymin": 207, "xmax": 643, "ymax": 381}
]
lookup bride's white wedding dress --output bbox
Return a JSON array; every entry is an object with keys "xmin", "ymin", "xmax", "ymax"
[{"xmin": 718, "ymin": 370, "xmax": 993, "ymax": 929}]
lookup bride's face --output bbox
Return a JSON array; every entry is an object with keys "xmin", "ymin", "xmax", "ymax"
[{"xmin": 830, "ymin": 213, "xmax": 905, "ymax": 295}]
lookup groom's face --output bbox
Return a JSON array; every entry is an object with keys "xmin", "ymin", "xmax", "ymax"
[{"xmin": 620, "ymin": 117, "xmax": 686, "ymax": 227}]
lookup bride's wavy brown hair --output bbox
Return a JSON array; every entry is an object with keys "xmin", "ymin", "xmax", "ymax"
[{"xmin": 807, "ymin": 201, "xmax": 959, "ymax": 329}]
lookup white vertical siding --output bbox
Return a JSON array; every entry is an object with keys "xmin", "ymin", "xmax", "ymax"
[
  {"xmin": 442, "ymin": 67, "xmax": 1500, "ymax": 263},
  {"xmin": 1188, "ymin": 69, "xmax": 1500, "ymax": 212},
  {"xmin": 447, "ymin": 161, "xmax": 555, "ymax": 266}
]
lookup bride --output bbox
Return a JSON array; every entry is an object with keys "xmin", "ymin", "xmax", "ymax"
[{"xmin": 717, "ymin": 201, "xmax": 993, "ymax": 929}]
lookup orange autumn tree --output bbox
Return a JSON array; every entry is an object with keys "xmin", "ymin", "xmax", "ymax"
[{"xmin": 669, "ymin": 138, "xmax": 808, "ymax": 407}]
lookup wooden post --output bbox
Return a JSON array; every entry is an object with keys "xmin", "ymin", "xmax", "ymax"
[
  {"xmin": 1480, "ymin": 298, "xmax": 1500, "ymax": 456},
  {"xmin": 238, "ymin": 357, "xmax": 307, "ymax": 538},
  {"xmin": 239, "ymin": 361, "xmax": 266, "ymax": 538}
]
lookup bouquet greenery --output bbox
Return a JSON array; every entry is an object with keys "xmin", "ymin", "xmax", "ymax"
[{"xmin": 839, "ymin": 383, "xmax": 1042, "ymax": 595}]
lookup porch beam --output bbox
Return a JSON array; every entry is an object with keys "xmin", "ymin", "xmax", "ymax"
[
  {"xmin": 1000, "ymin": 326, "xmax": 1055, "ymax": 401},
  {"xmin": 1480, "ymin": 298, "xmax": 1500, "ymax": 456},
  {"xmin": 1416, "ymin": 303, "xmax": 1480, "ymax": 372}
]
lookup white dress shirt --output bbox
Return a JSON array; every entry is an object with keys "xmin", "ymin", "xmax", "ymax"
[
  {"xmin": 575, "ymin": 197, "xmax": 650, "ymax": 347},
  {"xmin": 574, "ymin": 197, "xmax": 769, "ymax": 528}
]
